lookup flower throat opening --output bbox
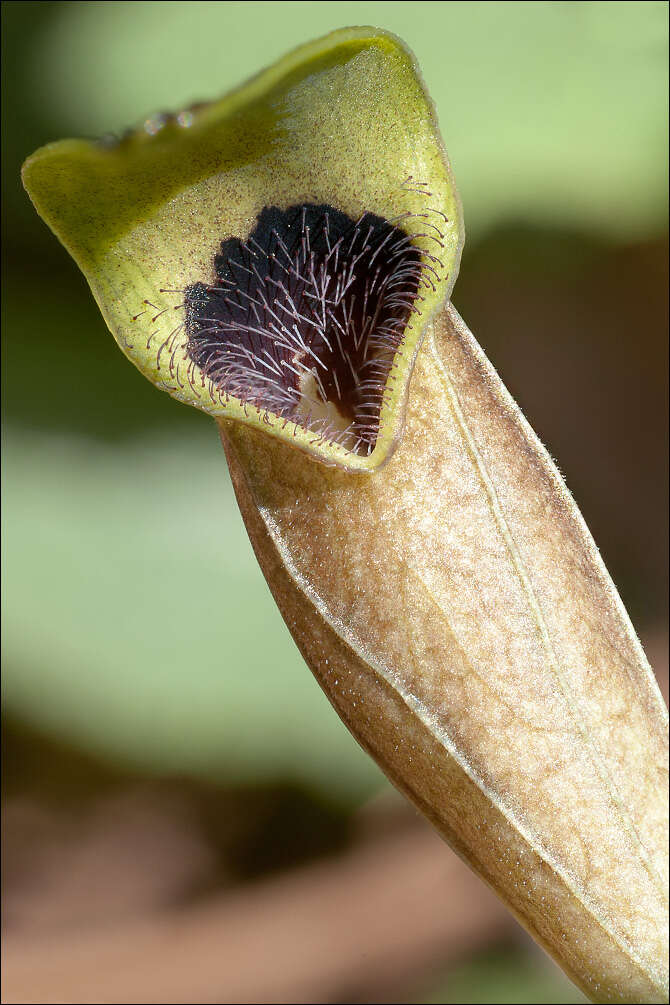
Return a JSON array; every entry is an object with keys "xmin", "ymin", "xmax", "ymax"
[{"xmin": 184, "ymin": 203, "xmax": 426, "ymax": 456}]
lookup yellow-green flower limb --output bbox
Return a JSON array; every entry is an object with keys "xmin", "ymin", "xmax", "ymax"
[{"xmin": 22, "ymin": 27, "xmax": 462, "ymax": 470}]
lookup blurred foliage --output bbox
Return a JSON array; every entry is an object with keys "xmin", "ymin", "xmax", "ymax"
[
  {"xmin": 2, "ymin": 3, "xmax": 668, "ymax": 803},
  {"xmin": 420, "ymin": 945, "xmax": 587, "ymax": 1003},
  {"xmin": 5, "ymin": 2, "xmax": 668, "ymax": 243},
  {"xmin": 3, "ymin": 429, "xmax": 381, "ymax": 800}
]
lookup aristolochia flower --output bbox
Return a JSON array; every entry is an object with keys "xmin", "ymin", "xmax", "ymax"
[{"xmin": 23, "ymin": 27, "xmax": 668, "ymax": 1004}]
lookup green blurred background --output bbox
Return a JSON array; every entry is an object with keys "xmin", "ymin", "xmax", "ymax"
[{"xmin": 2, "ymin": 3, "xmax": 667, "ymax": 1003}]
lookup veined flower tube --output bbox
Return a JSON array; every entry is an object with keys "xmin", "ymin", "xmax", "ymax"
[{"xmin": 22, "ymin": 27, "xmax": 668, "ymax": 1004}]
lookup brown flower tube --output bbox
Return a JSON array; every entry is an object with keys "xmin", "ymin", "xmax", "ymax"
[{"xmin": 222, "ymin": 302, "xmax": 668, "ymax": 1003}]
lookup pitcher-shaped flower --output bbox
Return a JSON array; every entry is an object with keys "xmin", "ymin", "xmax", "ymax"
[{"xmin": 23, "ymin": 27, "xmax": 668, "ymax": 1004}]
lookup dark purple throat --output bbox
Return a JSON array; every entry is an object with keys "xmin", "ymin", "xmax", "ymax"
[{"xmin": 184, "ymin": 204, "xmax": 426, "ymax": 455}]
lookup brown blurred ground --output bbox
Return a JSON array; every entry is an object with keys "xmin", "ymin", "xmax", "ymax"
[{"xmin": 1, "ymin": 775, "xmax": 511, "ymax": 1004}]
